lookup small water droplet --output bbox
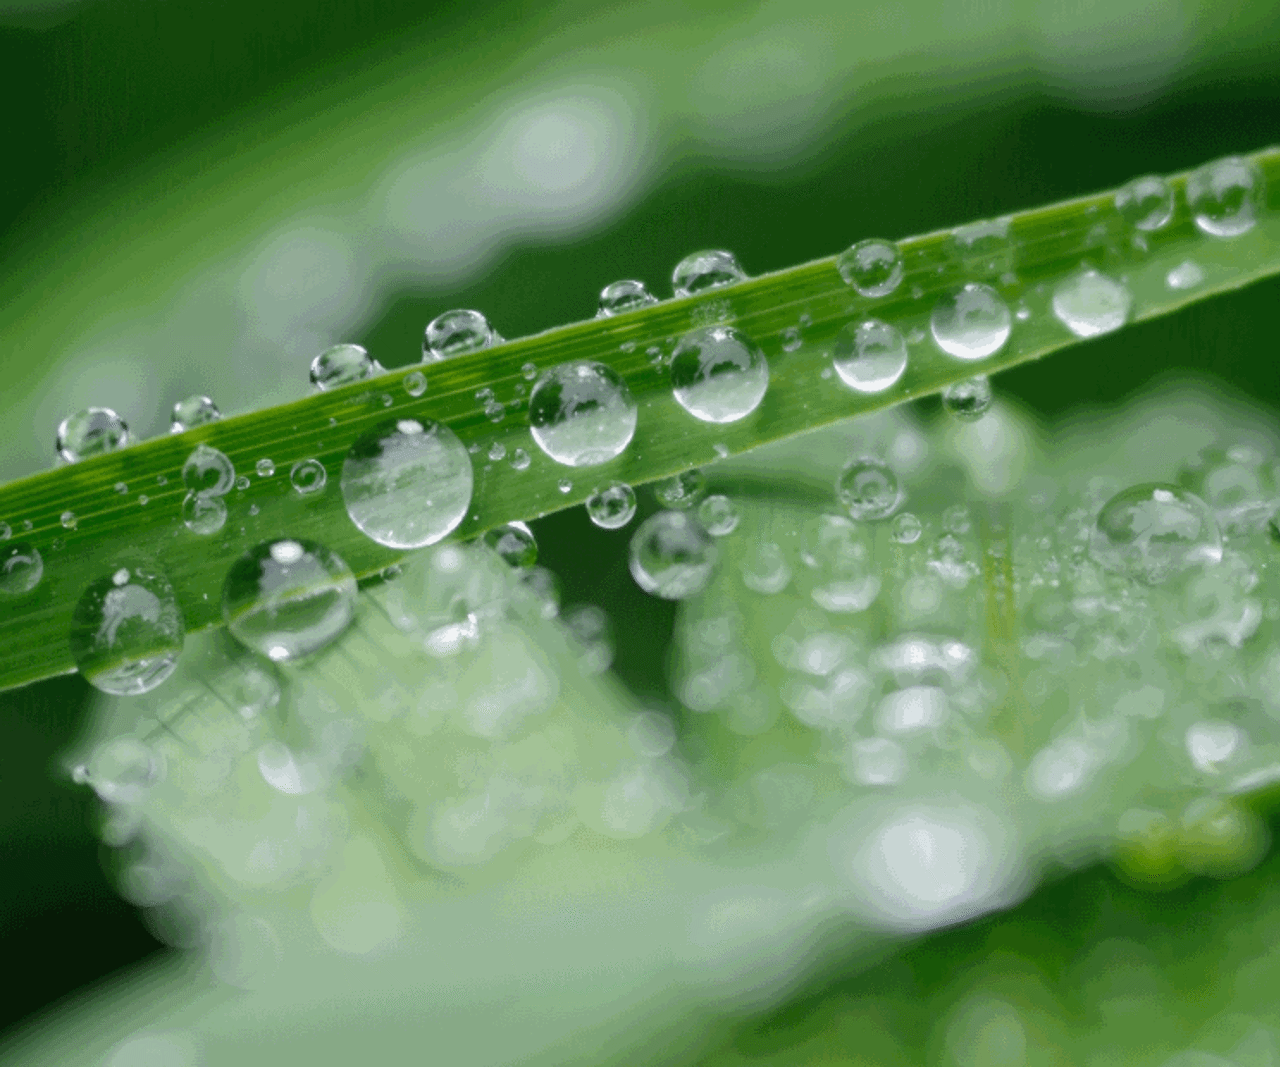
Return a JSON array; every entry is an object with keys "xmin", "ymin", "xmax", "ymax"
[
  {"xmin": 832, "ymin": 319, "xmax": 908, "ymax": 394},
  {"xmin": 1052, "ymin": 268, "xmax": 1131, "ymax": 338},
  {"xmin": 138, "ymin": 494, "xmax": 148, "ymax": 506},
  {"xmin": 488, "ymin": 442, "xmax": 507, "ymax": 462},
  {"xmin": 22, "ymin": 520, "xmax": 32, "ymax": 532},
  {"xmin": 290, "ymin": 458, "xmax": 327, "ymax": 495},
  {"xmin": 781, "ymin": 326, "xmax": 802, "ymax": 352},
  {"xmin": 521, "ymin": 362, "xmax": 538, "ymax": 381},
  {"xmin": 170, "ymin": 395, "xmax": 221, "ymax": 432},
  {"xmin": 310, "ymin": 344, "xmax": 380, "ymax": 390},
  {"xmin": 586, "ymin": 482, "xmax": 637, "ymax": 529},
  {"xmin": 835, "ymin": 239, "xmax": 903, "ymax": 297},
  {"xmin": 60, "ymin": 510, "xmax": 77, "ymax": 529},
  {"xmin": 942, "ymin": 375, "xmax": 992, "ymax": 421},
  {"xmin": 183, "ymin": 444, "xmax": 236, "ymax": 498},
  {"xmin": 510, "ymin": 447, "xmax": 531, "ymax": 471},
  {"xmin": 655, "ymin": 469, "xmax": 707, "ymax": 509},
  {"xmin": 558, "ymin": 478, "xmax": 573, "ymax": 493},
  {"xmin": 248, "ymin": 504, "xmax": 260, "ymax": 516},
  {"xmin": 423, "ymin": 309, "xmax": 501, "ymax": 360},
  {"xmin": 56, "ymin": 408, "xmax": 129, "ymax": 463},
  {"xmin": 629, "ymin": 511, "xmax": 717, "ymax": 599},
  {"xmin": 114, "ymin": 482, "xmax": 128, "ymax": 495},
  {"xmin": 1186, "ymin": 155, "xmax": 1262, "ymax": 237},
  {"xmin": 713, "ymin": 443, "xmax": 730, "ymax": 459},
  {"xmin": 0, "ymin": 542, "xmax": 43, "ymax": 596},
  {"xmin": 1166, "ymin": 260, "xmax": 1205, "ymax": 290},
  {"xmin": 484, "ymin": 399, "xmax": 505, "ymax": 423},
  {"xmin": 1091, "ymin": 483, "xmax": 1223, "ymax": 584},
  {"xmin": 950, "ymin": 218, "xmax": 1013, "ymax": 277},
  {"xmin": 1114, "ymin": 175, "xmax": 1174, "ymax": 232},
  {"xmin": 182, "ymin": 492, "xmax": 227, "ymax": 535},
  {"xmin": 380, "ymin": 394, "xmax": 393, "ymax": 408},
  {"xmin": 1014, "ymin": 304, "xmax": 1030, "ymax": 321},
  {"xmin": 800, "ymin": 514, "xmax": 879, "ymax": 612},
  {"xmin": 891, "ymin": 512, "xmax": 922, "ymax": 544},
  {"xmin": 255, "ymin": 458, "xmax": 275, "ymax": 478},
  {"xmin": 483, "ymin": 521, "xmax": 537, "ymax": 568},
  {"xmin": 670, "ymin": 326, "xmax": 769, "ymax": 423},
  {"xmin": 740, "ymin": 540, "xmax": 791, "ymax": 593},
  {"xmin": 697, "ymin": 494, "xmax": 739, "ymax": 535},
  {"xmin": 234, "ymin": 475, "xmax": 250, "ymax": 491},
  {"xmin": 672, "ymin": 249, "xmax": 747, "ymax": 297},
  {"xmin": 930, "ymin": 284, "xmax": 1011, "ymax": 360},
  {"xmin": 223, "ymin": 539, "xmax": 356, "ymax": 662},
  {"xmin": 598, "ymin": 279, "xmax": 658, "ymax": 317},
  {"xmin": 836, "ymin": 457, "xmax": 901, "ymax": 521},
  {"xmin": 403, "ymin": 370, "xmax": 427, "ymax": 397},
  {"xmin": 528, "ymin": 361, "xmax": 638, "ymax": 467}
]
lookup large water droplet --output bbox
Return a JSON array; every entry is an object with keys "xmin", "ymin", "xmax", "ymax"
[
  {"xmin": 1091, "ymin": 483, "xmax": 1223, "ymax": 584},
  {"xmin": 942, "ymin": 375, "xmax": 992, "ymax": 421},
  {"xmin": 832, "ymin": 319, "xmax": 908, "ymax": 394},
  {"xmin": 672, "ymin": 249, "xmax": 747, "ymax": 297},
  {"xmin": 341, "ymin": 418, "xmax": 473, "ymax": 549},
  {"xmin": 836, "ymin": 456, "xmax": 902, "ymax": 521},
  {"xmin": 170, "ymin": 395, "xmax": 221, "ymax": 433},
  {"xmin": 835, "ymin": 239, "xmax": 903, "ymax": 298},
  {"xmin": 181, "ymin": 492, "xmax": 227, "ymax": 535},
  {"xmin": 597, "ymin": 279, "xmax": 659, "ymax": 317},
  {"xmin": 310, "ymin": 344, "xmax": 381, "ymax": 390},
  {"xmin": 930, "ymin": 284, "xmax": 1011, "ymax": 361},
  {"xmin": 182, "ymin": 444, "xmax": 236, "ymax": 498},
  {"xmin": 629, "ymin": 511, "xmax": 717, "ymax": 599},
  {"xmin": 1114, "ymin": 175, "xmax": 1174, "ymax": 232},
  {"xmin": 654, "ymin": 468, "xmax": 707, "ymax": 510},
  {"xmin": 290, "ymin": 458, "xmax": 327, "ymax": 495},
  {"xmin": 69, "ymin": 562, "xmax": 184, "ymax": 695},
  {"xmin": 1051, "ymin": 268, "xmax": 1131, "ymax": 338},
  {"xmin": 422, "ymin": 309, "xmax": 501, "ymax": 360},
  {"xmin": 1186, "ymin": 156, "xmax": 1263, "ymax": 238},
  {"xmin": 697, "ymin": 494, "xmax": 739, "ymax": 535},
  {"xmin": 670, "ymin": 325, "xmax": 769, "ymax": 423},
  {"xmin": 0, "ymin": 542, "xmax": 43, "ymax": 596},
  {"xmin": 56, "ymin": 408, "xmax": 129, "ymax": 463},
  {"xmin": 950, "ymin": 218, "xmax": 1013, "ymax": 277},
  {"xmin": 586, "ymin": 481, "xmax": 637, "ymax": 529},
  {"xmin": 528, "ymin": 361, "xmax": 637, "ymax": 467},
  {"xmin": 483, "ymin": 521, "xmax": 537, "ymax": 568},
  {"xmin": 222, "ymin": 539, "xmax": 356, "ymax": 661}
]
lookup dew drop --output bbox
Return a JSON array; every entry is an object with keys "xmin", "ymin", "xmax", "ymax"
[
  {"xmin": 69, "ymin": 560, "xmax": 184, "ymax": 695},
  {"xmin": 780, "ymin": 326, "xmax": 802, "ymax": 352},
  {"xmin": 56, "ymin": 408, "xmax": 129, "ymax": 463},
  {"xmin": 835, "ymin": 239, "xmax": 903, "ymax": 298},
  {"xmin": 255, "ymin": 458, "xmax": 275, "ymax": 478},
  {"xmin": 950, "ymin": 218, "xmax": 1013, "ymax": 277},
  {"xmin": 423, "ymin": 309, "xmax": 501, "ymax": 361},
  {"xmin": 836, "ymin": 457, "xmax": 902, "ymax": 521},
  {"xmin": 289, "ymin": 458, "xmax": 327, "ymax": 495},
  {"xmin": 170, "ymin": 395, "xmax": 221, "ymax": 433},
  {"xmin": 670, "ymin": 326, "xmax": 769, "ymax": 423},
  {"xmin": 487, "ymin": 442, "xmax": 507, "ymax": 462},
  {"xmin": 942, "ymin": 375, "xmax": 992, "ymax": 421},
  {"xmin": 340, "ymin": 418, "xmax": 473, "ymax": 549},
  {"xmin": 672, "ymin": 249, "xmax": 747, "ymax": 297},
  {"xmin": 1166, "ymin": 260, "xmax": 1205, "ymax": 290},
  {"xmin": 654, "ymin": 468, "xmax": 707, "ymax": 510},
  {"xmin": 114, "ymin": 482, "xmax": 128, "ymax": 495},
  {"xmin": 891, "ymin": 512, "xmax": 922, "ymax": 544},
  {"xmin": 586, "ymin": 482, "xmax": 637, "ymax": 529},
  {"xmin": 697, "ymin": 494, "xmax": 739, "ymax": 535},
  {"xmin": 597, "ymin": 279, "xmax": 659, "ymax": 317},
  {"xmin": 181, "ymin": 492, "xmax": 227, "ymax": 535},
  {"xmin": 222, "ymin": 539, "xmax": 356, "ymax": 661},
  {"xmin": 558, "ymin": 478, "xmax": 573, "ymax": 494},
  {"xmin": 740, "ymin": 540, "xmax": 791, "ymax": 594},
  {"xmin": 629, "ymin": 511, "xmax": 717, "ymax": 599},
  {"xmin": 137, "ymin": 494, "xmax": 148, "ymax": 506},
  {"xmin": 832, "ymin": 319, "xmax": 908, "ymax": 394},
  {"xmin": 1091, "ymin": 483, "xmax": 1223, "ymax": 584},
  {"xmin": 182, "ymin": 444, "xmax": 236, "ymax": 498},
  {"xmin": 234, "ymin": 475, "xmax": 250, "ymax": 491},
  {"xmin": 310, "ymin": 344, "xmax": 380, "ymax": 391},
  {"xmin": 528, "ymin": 361, "xmax": 637, "ymax": 467},
  {"xmin": 1186, "ymin": 155, "xmax": 1263, "ymax": 237},
  {"xmin": 1051, "ymin": 269, "xmax": 1131, "ymax": 338},
  {"xmin": 483, "ymin": 521, "xmax": 537, "ymax": 568},
  {"xmin": 930, "ymin": 284, "xmax": 1011, "ymax": 361},
  {"xmin": 510, "ymin": 447, "xmax": 531, "ymax": 471},
  {"xmin": 402, "ymin": 370, "xmax": 427, "ymax": 398},
  {"xmin": 521, "ymin": 362, "xmax": 538, "ymax": 381},
  {"xmin": 0, "ymin": 542, "xmax": 43, "ymax": 596},
  {"xmin": 800, "ymin": 514, "xmax": 880, "ymax": 612},
  {"xmin": 60, "ymin": 510, "xmax": 77, "ymax": 530},
  {"xmin": 1114, "ymin": 175, "xmax": 1174, "ymax": 232}
]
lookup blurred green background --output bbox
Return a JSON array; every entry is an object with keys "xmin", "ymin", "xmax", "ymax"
[{"xmin": 2, "ymin": 0, "xmax": 1280, "ymax": 1044}]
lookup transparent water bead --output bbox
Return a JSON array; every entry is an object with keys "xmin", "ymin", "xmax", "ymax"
[
  {"xmin": 69, "ymin": 562, "xmax": 184, "ymax": 695},
  {"xmin": 60, "ymin": 511, "xmax": 77, "ymax": 530},
  {"xmin": 586, "ymin": 481, "xmax": 637, "ymax": 529},
  {"xmin": 1114, "ymin": 175, "xmax": 1174, "ymax": 232},
  {"xmin": 222, "ymin": 538, "xmax": 357, "ymax": 661},
  {"xmin": 597, "ymin": 279, "xmax": 658, "ymax": 317},
  {"xmin": 510, "ymin": 447, "xmax": 531, "ymax": 471},
  {"xmin": 836, "ymin": 456, "xmax": 902, "ymax": 521},
  {"xmin": 527, "ymin": 360, "xmax": 638, "ymax": 467},
  {"xmin": 255, "ymin": 458, "xmax": 275, "ymax": 478},
  {"xmin": 402, "ymin": 370, "xmax": 427, "ymax": 397},
  {"xmin": 483, "ymin": 521, "xmax": 537, "ymax": 568},
  {"xmin": 930, "ymin": 284, "xmax": 1011, "ymax": 361},
  {"xmin": 289, "ymin": 458, "xmax": 327, "ymax": 495},
  {"xmin": 1051, "ymin": 269, "xmax": 1131, "ymax": 338},
  {"xmin": 181, "ymin": 492, "xmax": 227, "ymax": 535},
  {"xmin": 832, "ymin": 319, "xmax": 908, "ymax": 394},
  {"xmin": 629, "ymin": 510, "xmax": 717, "ymax": 600},
  {"xmin": 835, "ymin": 239, "xmax": 903, "ymax": 298},
  {"xmin": 654, "ymin": 468, "xmax": 707, "ymax": 510},
  {"xmin": 950, "ymin": 218, "xmax": 1013, "ymax": 277},
  {"xmin": 1091, "ymin": 483, "xmax": 1223, "ymax": 585},
  {"xmin": 740, "ymin": 540, "xmax": 791, "ymax": 594},
  {"xmin": 1166, "ymin": 260, "xmax": 1206, "ymax": 290},
  {"xmin": 800, "ymin": 514, "xmax": 880, "ymax": 612},
  {"xmin": 182, "ymin": 444, "xmax": 236, "ymax": 498},
  {"xmin": 670, "ymin": 325, "xmax": 769, "ymax": 423},
  {"xmin": 340, "ymin": 417, "xmax": 473, "ymax": 549},
  {"xmin": 56, "ymin": 407, "xmax": 129, "ymax": 463},
  {"xmin": 422, "ymin": 309, "xmax": 501, "ymax": 360},
  {"xmin": 310, "ymin": 343, "xmax": 381, "ymax": 390},
  {"xmin": 697, "ymin": 494, "xmax": 739, "ymax": 535},
  {"xmin": 671, "ymin": 249, "xmax": 747, "ymax": 297},
  {"xmin": 170, "ymin": 395, "xmax": 221, "ymax": 433},
  {"xmin": 891, "ymin": 512, "xmax": 923, "ymax": 544},
  {"xmin": 0, "ymin": 542, "xmax": 43, "ymax": 596},
  {"xmin": 942, "ymin": 375, "xmax": 992, "ymax": 421},
  {"xmin": 1186, "ymin": 155, "xmax": 1263, "ymax": 238}
]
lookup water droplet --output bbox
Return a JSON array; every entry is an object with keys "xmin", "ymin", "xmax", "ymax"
[
  {"xmin": 60, "ymin": 510, "xmax": 77, "ymax": 530},
  {"xmin": 181, "ymin": 492, "xmax": 227, "ymax": 535},
  {"xmin": 942, "ymin": 375, "xmax": 992, "ymax": 421},
  {"xmin": 557, "ymin": 478, "xmax": 573, "ymax": 493},
  {"xmin": 340, "ymin": 418, "xmax": 473, "ymax": 549},
  {"xmin": 670, "ymin": 325, "xmax": 769, "ymax": 423},
  {"xmin": 170, "ymin": 395, "xmax": 221, "ymax": 433},
  {"xmin": 290, "ymin": 458, "xmax": 327, "ymax": 495},
  {"xmin": 740, "ymin": 540, "xmax": 791, "ymax": 593},
  {"xmin": 950, "ymin": 218, "xmax": 1013, "ymax": 277},
  {"xmin": 56, "ymin": 408, "xmax": 129, "ymax": 463},
  {"xmin": 423, "ymin": 309, "xmax": 501, "ymax": 360},
  {"xmin": 521, "ymin": 362, "xmax": 538, "ymax": 381},
  {"xmin": 697, "ymin": 494, "xmax": 739, "ymax": 535},
  {"xmin": 0, "ymin": 542, "xmax": 43, "ymax": 596},
  {"xmin": 484, "ymin": 399, "xmax": 505, "ymax": 423},
  {"xmin": 182, "ymin": 444, "xmax": 236, "ymax": 498},
  {"xmin": 1166, "ymin": 260, "xmax": 1205, "ymax": 290},
  {"xmin": 891, "ymin": 512, "xmax": 922, "ymax": 544},
  {"xmin": 485, "ymin": 442, "xmax": 505, "ymax": 463},
  {"xmin": 713, "ymin": 443, "xmax": 730, "ymax": 459},
  {"xmin": 510, "ymin": 447, "xmax": 531, "ymax": 471},
  {"xmin": 255, "ymin": 458, "xmax": 275, "ymax": 478},
  {"xmin": 800, "ymin": 514, "xmax": 880, "ymax": 612},
  {"xmin": 234, "ymin": 475, "xmax": 250, "ymax": 491},
  {"xmin": 401, "ymin": 370, "xmax": 427, "ymax": 398},
  {"xmin": 222, "ymin": 539, "xmax": 356, "ymax": 661},
  {"xmin": 1186, "ymin": 155, "xmax": 1262, "ymax": 237},
  {"xmin": 836, "ymin": 457, "xmax": 902, "ymax": 520},
  {"xmin": 113, "ymin": 482, "xmax": 128, "ymax": 494},
  {"xmin": 781, "ymin": 326, "xmax": 802, "ymax": 352},
  {"xmin": 137, "ymin": 494, "xmax": 148, "ymax": 506},
  {"xmin": 69, "ymin": 560, "xmax": 184, "ymax": 694},
  {"xmin": 1051, "ymin": 268, "xmax": 1131, "ymax": 338},
  {"xmin": 930, "ymin": 284, "xmax": 1011, "ymax": 361},
  {"xmin": 629, "ymin": 511, "xmax": 717, "ymax": 599},
  {"xmin": 598, "ymin": 279, "xmax": 659, "ymax": 317},
  {"xmin": 832, "ymin": 319, "xmax": 908, "ymax": 394},
  {"xmin": 483, "ymin": 521, "xmax": 537, "ymax": 568},
  {"xmin": 528, "ymin": 361, "xmax": 637, "ymax": 467},
  {"xmin": 310, "ymin": 343, "xmax": 380, "ymax": 390},
  {"xmin": 835, "ymin": 239, "xmax": 903, "ymax": 297},
  {"xmin": 672, "ymin": 249, "xmax": 747, "ymax": 297},
  {"xmin": 1091, "ymin": 483, "xmax": 1223, "ymax": 584},
  {"xmin": 586, "ymin": 482, "xmax": 637, "ymax": 529},
  {"xmin": 654, "ymin": 468, "xmax": 707, "ymax": 509},
  {"xmin": 1114, "ymin": 175, "xmax": 1174, "ymax": 232}
]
